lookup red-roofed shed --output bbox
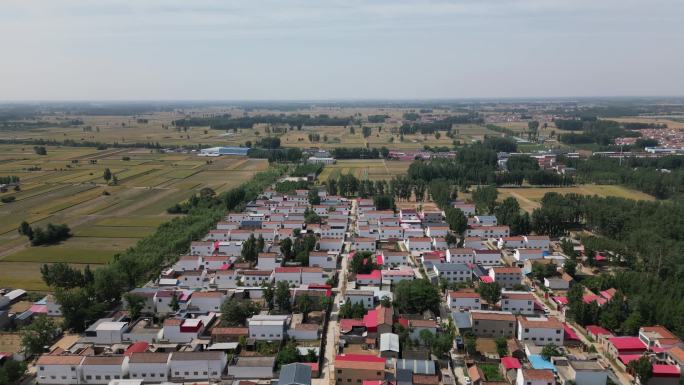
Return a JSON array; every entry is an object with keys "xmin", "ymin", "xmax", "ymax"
[{"xmin": 125, "ymin": 341, "xmax": 149, "ymax": 356}]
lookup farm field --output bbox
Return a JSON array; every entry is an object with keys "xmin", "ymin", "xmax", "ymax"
[
  {"xmin": 317, "ymin": 159, "xmax": 411, "ymax": 182},
  {"xmin": 0, "ymin": 144, "xmax": 268, "ymax": 291},
  {"xmin": 498, "ymin": 184, "xmax": 655, "ymax": 212}
]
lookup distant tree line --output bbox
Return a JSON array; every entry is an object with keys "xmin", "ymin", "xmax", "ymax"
[
  {"xmin": 329, "ymin": 147, "xmax": 390, "ymax": 159},
  {"xmin": 173, "ymin": 114, "xmax": 352, "ymax": 130},
  {"xmin": 248, "ymin": 148, "xmax": 303, "ymax": 163},
  {"xmin": 399, "ymin": 113, "xmax": 484, "ymax": 135}
]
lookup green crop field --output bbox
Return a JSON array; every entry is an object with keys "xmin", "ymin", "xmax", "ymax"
[{"xmin": 0, "ymin": 144, "xmax": 269, "ymax": 291}]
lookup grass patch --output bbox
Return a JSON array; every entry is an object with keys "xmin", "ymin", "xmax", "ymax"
[
  {"xmin": 75, "ymin": 226, "xmax": 156, "ymax": 238},
  {"xmin": 480, "ymin": 363, "xmax": 504, "ymax": 381},
  {"xmin": 95, "ymin": 216, "xmax": 172, "ymax": 227},
  {"xmin": 4, "ymin": 247, "xmax": 117, "ymax": 264}
]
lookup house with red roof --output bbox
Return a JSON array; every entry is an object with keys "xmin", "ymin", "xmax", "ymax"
[
  {"xmin": 335, "ymin": 354, "xmax": 385, "ymax": 385},
  {"xmin": 586, "ymin": 325, "xmax": 614, "ymax": 343},
  {"xmin": 363, "ymin": 305, "xmax": 393, "ymax": 337},
  {"xmin": 650, "ymin": 365, "xmax": 681, "ymax": 385},
  {"xmin": 356, "ymin": 270, "xmax": 382, "ymax": 286},
  {"xmin": 605, "ymin": 336, "xmax": 647, "ymax": 358}
]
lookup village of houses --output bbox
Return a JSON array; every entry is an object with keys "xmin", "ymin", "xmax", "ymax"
[{"xmin": 1, "ymin": 178, "xmax": 683, "ymax": 385}]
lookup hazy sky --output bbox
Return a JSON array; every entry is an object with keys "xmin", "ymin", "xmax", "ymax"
[{"xmin": 1, "ymin": 0, "xmax": 683, "ymax": 100}]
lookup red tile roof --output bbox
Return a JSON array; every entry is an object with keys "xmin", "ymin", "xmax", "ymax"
[
  {"xmin": 653, "ymin": 365, "xmax": 680, "ymax": 377},
  {"xmin": 501, "ymin": 357, "xmax": 521, "ymax": 370},
  {"xmin": 586, "ymin": 325, "xmax": 613, "ymax": 336}
]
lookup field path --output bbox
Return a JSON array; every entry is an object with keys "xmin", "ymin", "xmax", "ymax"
[{"xmin": 506, "ymin": 190, "xmax": 540, "ymax": 212}]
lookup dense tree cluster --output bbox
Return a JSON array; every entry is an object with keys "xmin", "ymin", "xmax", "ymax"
[
  {"xmin": 0, "ymin": 176, "xmax": 20, "ymax": 184},
  {"xmin": 556, "ymin": 118, "xmax": 641, "ymax": 147},
  {"xmin": 368, "ymin": 114, "xmax": 389, "ymax": 123},
  {"xmin": 248, "ymin": 147, "xmax": 303, "ymax": 163},
  {"xmin": 563, "ymin": 155, "xmax": 684, "ymax": 199},
  {"xmin": 19, "ymin": 222, "xmax": 71, "ymax": 246},
  {"xmin": 533, "ymin": 192, "xmax": 684, "ymax": 337},
  {"xmin": 393, "ymin": 279, "xmax": 441, "ymax": 315},
  {"xmin": 291, "ymin": 163, "xmax": 323, "ymax": 177}
]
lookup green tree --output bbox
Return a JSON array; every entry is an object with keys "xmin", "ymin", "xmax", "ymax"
[
  {"xmin": 445, "ymin": 207, "xmax": 468, "ymax": 235},
  {"xmin": 628, "ymin": 356, "xmax": 653, "ymax": 384},
  {"xmin": 472, "ymin": 185, "xmax": 498, "ymax": 214},
  {"xmin": 380, "ymin": 296, "xmax": 392, "ymax": 308},
  {"xmin": 170, "ymin": 293, "xmax": 180, "ymax": 312},
  {"xmin": 419, "ymin": 329, "xmax": 436, "ymax": 347},
  {"xmin": 18, "ymin": 221, "xmax": 33, "ymax": 240},
  {"xmin": 123, "ymin": 293, "xmax": 147, "ymax": 319},
  {"xmin": 275, "ymin": 281, "xmax": 292, "ymax": 311},
  {"xmin": 33, "ymin": 146, "xmax": 47, "ymax": 155},
  {"xmin": 280, "ymin": 238, "xmax": 293, "ymax": 260},
  {"xmin": 393, "ymin": 279, "xmax": 441, "ymax": 314},
  {"xmin": 478, "ymin": 282, "xmax": 502, "ymax": 306},
  {"xmin": 221, "ymin": 298, "xmax": 260, "ymax": 326},
  {"xmin": 276, "ymin": 341, "xmax": 301, "ymax": 368},
  {"xmin": 0, "ymin": 360, "xmax": 27, "ymax": 385},
  {"xmin": 350, "ymin": 251, "xmax": 378, "ymax": 274},
  {"xmin": 262, "ymin": 281, "xmax": 275, "ymax": 310},
  {"xmin": 308, "ymin": 189, "xmax": 321, "ymax": 205},
  {"xmin": 495, "ymin": 337, "xmax": 508, "ymax": 357},
  {"xmin": 541, "ymin": 343, "xmax": 561, "ymax": 360},
  {"xmin": 21, "ymin": 315, "xmax": 58, "ymax": 356},
  {"xmin": 298, "ymin": 293, "xmax": 313, "ymax": 321},
  {"xmin": 103, "ymin": 168, "xmax": 112, "ymax": 182},
  {"xmin": 564, "ymin": 259, "xmax": 577, "ymax": 277}
]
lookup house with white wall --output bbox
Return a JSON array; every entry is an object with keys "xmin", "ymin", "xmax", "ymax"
[
  {"xmin": 188, "ymin": 291, "xmax": 224, "ymax": 313},
  {"xmin": 175, "ymin": 255, "xmax": 202, "ymax": 271},
  {"xmin": 178, "ymin": 270, "xmax": 207, "ymax": 289},
  {"xmin": 447, "ymin": 290, "xmax": 482, "ymax": 310},
  {"xmin": 405, "ymin": 237, "xmax": 433, "ymax": 255},
  {"xmin": 318, "ymin": 238, "xmax": 343, "ymax": 253},
  {"xmin": 345, "ymin": 289, "xmax": 375, "ymax": 309},
  {"xmin": 379, "ymin": 226, "xmax": 404, "ymax": 240},
  {"xmin": 381, "ymin": 269, "xmax": 415, "ymax": 284},
  {"xmin": 275, "ymin": 267, "xmax": 302, "ymax": 285},
  {"xmin": 465, "ymin": 225, "xmax": 510, "ymax": 239},
  {"xmin": 239, "ymin": 270, "xmax": 274, "ymax": 287},
  {"xmin": 301, "ymin": 267, "xmax": 326, "ymax": 285},
  {"xmin": 190, "ymin": 241, "xmax": 216, "ymax": 256},
  {"xmin": 353, "ymin": 237, "xmax": 376, "ymax": 252},
  {"xmin": 163, "ymin": 318, "xmax": 204, "ymax": 343},
  {"xmin": 80, "ymin": 356, "xmax": 127, "ymax": 384},
  {"xmin": 433, "ymin": 263, "xmax": 472, "ymax": 283},
  {"xmin": 426, "ymin": 226, "xmax": 449, "ymax": 238},
  {"xmin": 169, "ymin": 351, "xmax": 227, "ymax": 381},
  {"xmin": 446, "ymin": 248, "xmax": 475, "ymax": 264},
  {"xmin": 464, "ymin": 237, "xmax": 486, "ymax": 249},
  {"xmin": 525, "ymin": 235, "xmax": 551, "ymax": 250},
  {"xmin": 517, "ymin": 316, "xmax": 564, "ymax": 346},
  {"xmin": 36, "ymin": 355, "xmax": 85, "ymax": 384},
  {"xmin": 489, "ymin": 267, "xmax": 524, "ymax": 289},
  {"xmin": 309, "ymin": 251, "xmax": 337, "ymax": 269},
  {"xmin": 381, "ymin": 251, "xmax": 410, "ymax": 266},
  {"xmin": 516, "ymin": 369, "xmax": 556, "ymax": 385},
  {"xmin": 128, "ymin": 353, "xmax": 170, "ymax": 382},
  {"xmin": 474, "ymin": 249, "xmax": 502, "ymax": 266},
  {"xmin": 500, "ymin": 291, "xmax": 535, "ymax": 314},
  {"xmin": 258, "ymin": 252, "xmax": 281, "ymax": 270},
  {"xmin": 248, "ymin": 315, "xmax": 290, "ymax": 341},
  {"xmin": 514, "ymin": 249, "xmax": 545, "ymax": 263},
  {"xmin": 214, "ymin": 270, "xmax": 238, "ymax": 289},
  {"xmin": 498, "ymin": 236, "xmax": 526, "ymax": 249}
]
